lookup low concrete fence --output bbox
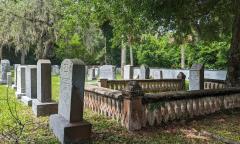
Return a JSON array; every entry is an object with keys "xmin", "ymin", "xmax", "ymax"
[
  {"xmin": 204, "ymin": 79, "xmax": 226, "ymax": 89},
  {"xmin": 84, "ymin": 82, "xmax": 240, "ymax": 131},
  {"xmin": 99, "ymin": 78, "xmax": 185, "ymax": 93}
]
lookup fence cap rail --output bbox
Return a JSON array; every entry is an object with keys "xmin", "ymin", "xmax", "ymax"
[{"xmin": 85, "ymin": 85, "xmax": 122, "ymax": 99}]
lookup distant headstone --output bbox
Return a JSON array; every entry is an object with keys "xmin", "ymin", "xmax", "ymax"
[
  {"xmin": 189, "ymin": 64, "xmax": 204, "ymax": 90},
  {"xmin": 50, "ymin": 59, "xmax": 92, "ymax": 144},
  {"xmin": 12, "ymin": 64, "xmax": 20, "ymax": 89},
  {"xmin": 123, "ymin": 65, "xmax": 133, "ymax": 80},
  {"xmin": 95, "ymin": 67, "xmax": 100, "ymax": 77},
  {"xmin": 88, "ymin": 68, "xmax": 96, "ymax": 80},
  {"xmin": 15, "ymin": 65, "xmax": 27, "ymax": 99},
  {"xmin": 7, "ymin": 72, "xmax": 12, "ymax": 87},
  {"xmin": 153, "ymin": 70, "xmax": 163, "ymax": 79},
  {"xmin": 51, "ymin": 65, "xmax": 60, "ymax": 75},
  {"xmin": 21, "ymin": 65, "xmax": 37, "ymax": 106},
  {"xmin": 32, "ymin": 60, "xmax": 58, "ymax": 116},
  {"xmin": 99, "ymin": 65, "xmax": 116, "ymax": 80},
  {"xmin": 0, "ymin": 59, "xmax": 10, "ymax": 84},
  {"xmin": 139, "ymin": 65, "xmax": 150, "ymax": 79}
]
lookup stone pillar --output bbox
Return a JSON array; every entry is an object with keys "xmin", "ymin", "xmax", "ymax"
[
  {"xmin": 123, "ymin": 65, "xmax": 133, "ymax": 80},
  {"xmin": 50, "ymin": 59, "xmax": 92, "ymax": 144},
  {"xmin": 21, "ymin": 65, "xmax": 37, "ymax": 106},
  {"xmin": 139, "ymin": 64, "xmax": 150, "ymax": 79},
  {"xmin": 100, "ymin": 79, "xmax": 108, "ymax": 88},
  {"xmin": 122, "ymin": 81, "xmax": 144, "ymax": 131},
  {"xmin": 189, "ymin": 64, "xmax": 204, "ymax": 90},
  {"xmin": 15, "ymin": 65, "xmax": 27, "ymax": 99},
  {"xmin": 0, "ymin": 59, "xmax": 10, "ymax": 84},
  {"xmin": 177, "ymin": 72, "xmax": 186, "ymax": 90},
  {"xmin": 32, "ymin": 60, "xmax": 58, "ymax": 116},
  {"xmin": 7, "ymin": 72, "xmax": 12, "ymax": 87},
  {"xmin": 12, "ymin": 64, "xmax": 20, "ymax": 89}
]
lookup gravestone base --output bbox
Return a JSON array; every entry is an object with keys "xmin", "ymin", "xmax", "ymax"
[
  {"xmin": 21, "ymin": 96, "xmax": 34, "ymax": 106},
  {"xmin": 32, "ymin": 99, "xmax": 58, "ymax": 117},
  {"xmin": 15, "ymin": 92, "xmax": 26, "ymax": 99},
  {"xmin": 0, "ymin": 80, "xmax": 6, "ymax": 85},
  {"xmin": 12, "ymin": 84, "xmax": 17, "ymax": 89},
  {"xmin": 50, "ymin": 114, "xmax": 92, "ymax": 144}
]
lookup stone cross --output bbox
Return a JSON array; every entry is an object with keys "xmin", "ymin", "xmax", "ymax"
[
  {"xmin": 21, "ymin": 65, "xmax": 37, "ymax": 106},
  {"xmin": 32, "ymin": 60, "xmax": 58, "ymax": 116},
  {"xmin": 123, "ymin": 65, "xmax": 133, "ymax": 80},
  {"xmin": 50, "ymin": 59, "xmax": 91, "ymax": 143},
  {"xmin": 15, "ymin": 65, "xmax": 27, "ymax": 99},
  {"xmin": 99, "ymin": 65, "xmax": 116, "ymax": 80},
  {"xmin": 189, "ymin": 64, "xmax": 204, "ymax": 90},
  {"xmin": 0, "ymin": 59, "xmax": 10, "ymax": 84},
  {"xmin": 139, "ymin": 64, "xmax": 150, "ymax": 79}
]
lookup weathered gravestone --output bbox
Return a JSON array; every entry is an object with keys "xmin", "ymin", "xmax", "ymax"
[
  {"xmin": 52, "ymin": 65, "xmax": 60, "ymax": 76},
  {"xmin": 7, "ymin": 72, "xmax": 12, "ymax": 87},
  {"xmin": 21, "ymin": 65, "xmax": 37, "ymax": 106},
  {"xmin": 95, "ymin": 67, "xmax": 99, "ymax": 77},
  {"xmin": 15, "ymin": 65, "xmax": 27, "ymax": 99},
  {"xmin": 99, "ymin": 65, "xmax": 116, "ymax": 80},
  {"xmin": 123, "ymin": 65, "xmax": 133, "ymax": 80},
  {"xmin": 153, "ymin": 70, "xmax": 163, "ymax": 79},
  {"xmin": 88, "ymin": 68, "xmax": 96, "ymax": 80},
  {"xmin": 50, "ymin": 59, "xmax": 92, "ymax": 144},
  {"xmin": 139, "ymin": 64, "xmax": 150, "ymax": 79},
  {"xmin": 32, "ymin": 60, "xmax": 58, "ymax": 116},
  {"xmin": 189, "ymin": 64, "xmax": 204, "ymax": 91},
  {"xmin": 12, "ymin": 64, "xmax": 20, "ymax": 89},
  {"xmin": 0, "ymin": 59, "xmax": 10, "ymax": 84}
]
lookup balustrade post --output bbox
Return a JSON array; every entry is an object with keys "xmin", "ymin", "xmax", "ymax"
[
  {"xmin": 122, "ymin": 81, "xmax": 144, "ymax": 131},
  {"xmin": 100, "ymin": 79, "xmax": 108, "ymax": 88}
]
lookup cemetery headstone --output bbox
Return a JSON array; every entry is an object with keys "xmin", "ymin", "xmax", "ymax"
[
  {"xmin": 139, "ymin": 64, "xmax": 150, "ymax": 79},
  {"xmin": 12, "ymin": 64, "xmax": 20, "ymax": 89},
  {"xmin": 21, "ymin": 65, "xmax": 37, "ymax": 106},
  {"xmin": 189, "ymin": 64, "xmax": 204, "ymax": 90},
  {"xmin": 99, "ymin": 65, "xmax": 116, "ymax": 80},
  {"xmin": 50, "ymin": 59, "xmax": 92, "ymax": 144},
  {"xmin": 88, "ymin": 68, "xmax": 96, "ymax": 80},
  {"xmin": 32, "ymin": 60, "xmax": 58, "ymax": 116},
  {"xmin": 7, "ymin": 72, "xmax": 12, "ymax": 87},
  {"xmin": 95, "ymin": 67, "xmax": 100, "ymax": 77},
  {"xmin": 123, "ymin": 65, "xmax": 133, "ymax": 80},
  {"xmin": 0, "ymin": 59, "xmax": 10, "ymax": 84},
  {"xmin": 51, "ymin": 65, "xmax": 60, "ymax": 75},
  {"xmin": 153, "ymin": 70, "xmax": 163, "ymax": 79},
  {"xmin": 15, "ymin": 65, "xmax": 27, "ymax": 99}
]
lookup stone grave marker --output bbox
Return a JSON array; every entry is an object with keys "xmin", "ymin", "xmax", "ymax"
[
  {"xmin": 189, "ymin": 64, "xmax": 204, "ymax": 90},
  {"xmin": 88, "ymin": 68, "xmax": 96, "ymax": 80},
  {"xmin": 12, "ymin": 64, "xmax": 20, "ymax": 89},
  {"xmin": 32, "ymin": 60, "xmax": 58, "ymax": 116},
  {"xmin": 139, "ymin": 64, "xmax": 150, "ymax": 79},
  {"xmin": 153, "ymin": 70, "xmax": 163, "ymax": 79},
  {"xmin": 15, "ymin": 65, "xmax": 27, "ymax": 99},
  {"xmin": 21, "ymin": 65, "xmax": 37, "ymax": 106},
  {"xmin": 99, "ymin": 65, "xmax": 116, "ymax": 80},
  {"xmin": 123, "ymin": 65, "xmax": 133, "ymax": 80},
  {"xmin": 7, "ymin": 72, "xmax": 12, "ymax": 87},
  {"xmin": 0, "ymin": 59, "xmax": 10, "ymax": 84},
  {"xmin": 51, "ymin": 65, "xmax": 60, "ymax": 75},
  {"xmin": 50, "ymin": 59, "xmax": 92, "ymax": 144}
]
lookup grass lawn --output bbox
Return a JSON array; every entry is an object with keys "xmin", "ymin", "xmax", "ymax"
[{"xmin": 0, "ymin": 76, "xmax": 240, "ymax": 143}]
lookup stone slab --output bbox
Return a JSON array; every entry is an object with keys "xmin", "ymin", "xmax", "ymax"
[
  {"xmin": 21, "ymin": 96, "xmax": 34, "ymax": 106},
  {"xmin": 32, "ymin": 99, "xmax": 58, "ymax": 117},
  {"xmin": 49, "ymin": 114, "xmax": 92, "ymax": 144},
  {"xmin": 15, "ymin": 92, "xmax": 26, "ymax": 99}
]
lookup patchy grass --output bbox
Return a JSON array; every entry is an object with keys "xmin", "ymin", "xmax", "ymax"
[{"xmin": 0, "ymin": 77, "xmax": 240, "ymax": 143}]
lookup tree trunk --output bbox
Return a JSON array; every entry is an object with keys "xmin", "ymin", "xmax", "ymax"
[
  {"xmin": 226, "ymin": 14, "xmax": 240, "ymax": 87},
  {"xmin": 180, "ymin": 44, "xmax": 185, "ymax": 69},
  {"xmin": 130, "ymin": 45, "xmax": 134, "ymax": 66},
  {"xmin": 21, "ymin": 50, "xmax": 25, "ymax": 64},
  {"xmin": 121, "ymin": 39, "xmax": 126, "ymax": 77}
]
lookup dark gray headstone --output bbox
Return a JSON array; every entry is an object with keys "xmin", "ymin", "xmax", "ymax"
[
  {"xmin": 15, "ymin": 65, "xmax": 27, "ymax": 98},
  {"xmin": 123, "ymin": 65, "xmax": 133, "ymax": 80},
  {"xmin": 189, "ymin": 64, "xmax": 204, "ymax": 90},
  {"xmin": 99, "ymin": 65, "xmax": 116, "ymax": 80},
  {"xmin": 32, "ymin": 60, "xmax": 57, "ymax": 116},
  {"xmin": 0, "ymin": 59, "xmax": 10, "ymax": 84},
  {"xmin": 139, "ymin": 65, "xmax": 150, "ymax": 79},
  {"xmin": 50, "ymin": 59, "xmax": 91, "ymax": 143},
  {"xmin": 37, "ymin": 60, "xmax": 52, "ymax": 102}
]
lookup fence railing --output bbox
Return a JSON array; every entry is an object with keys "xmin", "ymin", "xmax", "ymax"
[{"xmin": 204, "ymin": 78, "xmax": 226, "ymax": 90}]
